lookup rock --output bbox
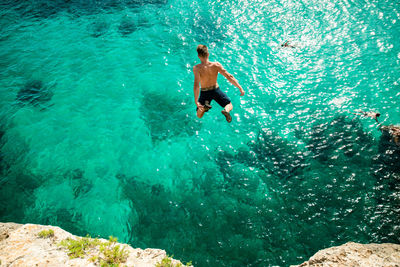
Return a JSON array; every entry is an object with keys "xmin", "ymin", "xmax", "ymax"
[
  {"xmin": 118, "ymin": 16, "xmax": 138, "ymax": 36},
  {"xmin": 16, "ymin": 80, "xmax": 53, "ymax": 107},
  {"xmin": 0, "ymin": 222, "xmax": 187, "ymax": 267},
  {"xmin": 0, "ymin": 222, "xmax": 22, "ymax": 242},
  {"xmin": 88, "ymin": 19, "xmax": 109, "ymax": 38},
  {"xmin": 293, "ymin": 242, "xmax": 400, "ymax": 267}
]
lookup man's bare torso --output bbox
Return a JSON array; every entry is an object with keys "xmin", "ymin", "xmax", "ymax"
[{"xmin": 194, "ymin": 61, "xmax": 220, "ymax": 88}]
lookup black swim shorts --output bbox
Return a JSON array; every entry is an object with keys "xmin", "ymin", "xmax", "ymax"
[{"xmin": 198, "ymin": 87, "xmax": 231, "ymax": 109}]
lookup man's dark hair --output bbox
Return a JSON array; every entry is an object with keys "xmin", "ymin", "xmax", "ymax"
[{"xmin": 197, "ymin": 44, "xmax": 208, "ymax": 57}]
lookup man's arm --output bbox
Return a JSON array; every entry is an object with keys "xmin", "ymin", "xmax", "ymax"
[
  {"xmin": 193, "ymin": 66, "xmax": 202, "ymax": 108},
  {"xmin": 217, "ymin": 63, "xmax": 245, "ymax": 96}
]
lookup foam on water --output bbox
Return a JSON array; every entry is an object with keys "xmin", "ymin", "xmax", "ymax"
[{"xmin": 1, "ymin": 0, "xmax": 400, "ymax": 266}]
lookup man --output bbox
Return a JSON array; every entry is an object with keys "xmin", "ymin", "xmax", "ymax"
[
  {"xmin": 354, "ymin": 110, "xmax": 400, "ymax": 146},
  {"xmin": 193, "ymin": 45, "xmax": 245, "ymax": 123},
  {"xmin": 280, "ymin": 41, "xmax": 296, "ymax": 48},
  {"xmin": 352, "ymin": 110, "xmax": 381, "ymax": 123}
]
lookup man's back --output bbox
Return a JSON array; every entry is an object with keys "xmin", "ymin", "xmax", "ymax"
[
  {"xmin": 193, "ymin": 44, "xmax": 244, "ymax": 122},
  {"xmin": 194, "ymin": 61, "xmax": 220, "ymax": 88}
]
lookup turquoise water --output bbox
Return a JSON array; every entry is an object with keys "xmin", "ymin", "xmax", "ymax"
[{"xmin": 1, "ymin": 0, "xmax": 400, "ymax": 265}]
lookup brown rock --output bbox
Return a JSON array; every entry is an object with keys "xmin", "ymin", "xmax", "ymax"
[
  {"xmin": 0, "ymin": 222, "xmax": 22, "ymax": 242},
  {"xmin": 293, "ymin": 242, "xmax": 400, "ymax": 267},
  {"xmin": 0, "ymin": 222, "xmax": 188, "ymax": 267}
]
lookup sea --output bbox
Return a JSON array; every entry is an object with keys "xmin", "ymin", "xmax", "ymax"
[{"xmin": 0, "ymin": 0, "xmax": 400, "ymax": 266}]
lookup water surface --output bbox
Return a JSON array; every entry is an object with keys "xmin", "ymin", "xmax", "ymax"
[{"xmin": 1, "ymin": 0, "xmax": 400, "ymax": 266}]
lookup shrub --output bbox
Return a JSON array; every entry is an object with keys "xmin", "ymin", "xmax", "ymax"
[
  {"xmin": 59, "ymin": 236, "xmax": 101, "ymax": 259},
  {"xmin": 156, "ymin": 256, "xmax": 192, "ymax": 267},
  {"xmin": 37, "ymin": 229, "xmax": 54, "ymax": 238},
  {"xmin": 99, "ymin": 236, "xmax": 129, "ymax": 266},
  {"xmin": 59, "ymin": 235, "xmax": 129, "ymax": 266}
]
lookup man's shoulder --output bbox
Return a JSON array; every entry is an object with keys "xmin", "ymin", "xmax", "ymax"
[
  {"xmin": 210, "ymin": 61, "xmax": 222, "ymax": 68},
  {"xmin": 193, "ymin": 64, "xmax": 201, "ymax": 71},
  {"xmin": 210, "ymin": 61, "xmax": 222, "ymax": 66},
  {"xmin": 193, "ymin": 62, "xmax": 222, "ymax": 70}
]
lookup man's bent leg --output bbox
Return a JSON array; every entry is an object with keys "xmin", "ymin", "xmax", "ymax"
[
  {"xmin": 224, "ymin": 103, "xmax": 233, "ymax": 113},
  {"xmin": 197, "ymin": 91, "xmax": 209, "ymax": 119},
  {"xmin": 197, "ymin": 106, "xmax": 206, "ymax": 118},
  {"xmin": 221, "ymin": 103, "xmax": 233, "ymax": 123}
]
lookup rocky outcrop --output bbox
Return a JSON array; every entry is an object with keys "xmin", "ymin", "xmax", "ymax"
[
  {"xmin": 293, "ymin": 242, "xmax": 400, "ymax": 267},
  {"xmin": 0, "ymin": 222, "xmax": 22, "ymax": 242},
  {"xmin": 4, "ymin": 223, "xmax": 398, "ymax": 267},
  {"xmin": 0, "ymin": 222, "xmax": 187, "ymax": 267}
]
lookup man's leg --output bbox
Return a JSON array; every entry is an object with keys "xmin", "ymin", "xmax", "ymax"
[
  {"xmin": 197, "ymin": 106, "xmax": 206, "ymax": 118},
  {"xmin": 197, "ymin": 91, "xmax": 207, "ymax": 119},
  {"xmin": 221, "ymin": 102, "xmax": 233, "ymax": 123},
  {"xmin": 224, "ymin": 103, "xmax": 233, "ymax": 113},
  {"xmin": 214, "ymin": 88, "xmax": 233, "ymax": 123}
]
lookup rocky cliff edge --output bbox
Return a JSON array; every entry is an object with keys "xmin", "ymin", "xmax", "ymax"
[
  {"xmin": 293, "ymin": 242, "xmax": 400, "ymax": 267},
  {"xmin": 0, "ymin": 222, "xmax": 188, "ymax": 267}
]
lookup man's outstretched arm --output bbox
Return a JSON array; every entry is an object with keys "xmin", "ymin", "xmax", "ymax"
[
  {"xmin": 193, "ymin": 66, "xmax": 202, "ymax": 108},
  {"xmin": 217, "ymin": 63, "xmax": 245, "ymax": 96}
]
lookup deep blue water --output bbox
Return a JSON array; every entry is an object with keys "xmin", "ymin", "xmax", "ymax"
[{"xmin": 1, "ymin": 0, "xmax": 400, "ymax": 266}]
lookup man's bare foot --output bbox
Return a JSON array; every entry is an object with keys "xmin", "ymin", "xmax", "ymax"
[{"xmin": 221, "ymin": 110, "xmax": 232, "ymax": 123}]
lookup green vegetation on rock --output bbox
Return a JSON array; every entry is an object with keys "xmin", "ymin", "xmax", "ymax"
[
  {"xmin": 98, "ymin": 236, "xmax": 128, "ymax": 266},
  {"xmin": 59, "ymin": 235, "xmax": 128, "ymax": 266},
  {"xmin": 156, "ymin": 256, "xmax": 192, "ymax": 267},
  {"xmin": 37, "ymin": 229, "xmax": 54, "ymax": 238},
  {"xmin": 59, "ymin": 235, "xmax": 101, "ymax": 258}
]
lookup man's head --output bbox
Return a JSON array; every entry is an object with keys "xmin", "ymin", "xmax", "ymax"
[{"xmin": 197, "ymin": 44, "xmax": 209, "ymax": 59}]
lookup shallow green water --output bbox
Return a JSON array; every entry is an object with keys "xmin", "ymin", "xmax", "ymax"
[{"xmin": 1, "ymin": 0, "xmax": 400, "ymax": 266}]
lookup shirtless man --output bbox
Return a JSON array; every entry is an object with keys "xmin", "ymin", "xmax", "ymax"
[
  {"xmin": 193, "ymin": 44, "xmax": 245, "ymax": 123},
  {"xmin": 280, "ymin": 41, "xmax": 296, "ymax": 48},
  {"xmin": 352, "ymin": 110, "xmax": 380, "ymax": 123},
  {"xmin": 353, "ymin": 110, "xmax": 400, "ymax": 146}
]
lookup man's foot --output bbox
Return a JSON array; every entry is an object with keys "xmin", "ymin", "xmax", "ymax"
[
  {"xmin": 204, "ymin": 101, "xmax": 212, "ymax": 112},
  {"xmin": 221, "ymin": 110, "xmax": 232, "ymax": 123}
]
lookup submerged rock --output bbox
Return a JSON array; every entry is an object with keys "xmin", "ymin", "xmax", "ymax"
[
  {"xmin": 88, "ymin": 19, "xmax": 110, "ymax": 37},
  {"xmin": 0, "ymin": 130, "xmax": 7, "ymax": 172},
  {"xmin": 293, "ymin": 242, "xmax": 400, "ymax": 266},
  {"xmin": 119, "ymin": 16, "xmax": 139, "ymax": 35},
  {"xmin": 125, "ymin": 0, "xmax": 168, "ymax": 8},
  {"xmin": 0, "ymin": 222, "xmax": 187, "ymax": 267},
  {"xmin": 8, "ymin": 0, "xmax": 168, "ymax": 19},
  {"xmin": 250, "ymin": 129, "xmax": 307, "ymax": 179},
  {"xmin": 215, "ymin": 128, "xmax": 308, "ymax": 183},
  {"xmin": 16, "ymin": 80, "xmax": 53, "ymax": 107},
  {"xmin": 372, "ymin": 127, "xmax": 400, "ymax": 180},
  {"xmin": 64, "ymin": 169, "xmax": 93, "ymax": 198},
  {"xmin": 298, "ymin": 115, "xmax": 375, "ymax": 162},
  {"xmin": 118, "ymin": 14, "xmax": 152, "ymax": 36}
]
